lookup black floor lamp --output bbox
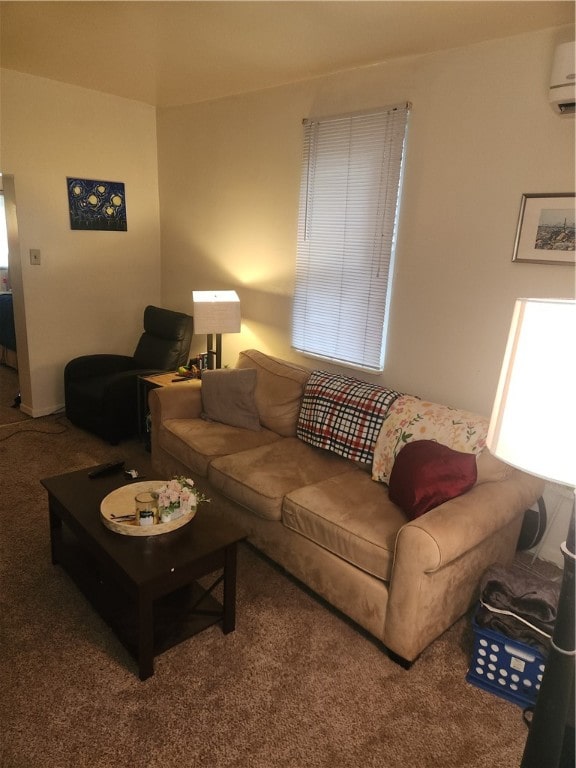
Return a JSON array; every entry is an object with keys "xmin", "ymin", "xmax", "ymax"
[{"xmin": 486, "ymin": 298, "xmax": 575, "ymax": 768}]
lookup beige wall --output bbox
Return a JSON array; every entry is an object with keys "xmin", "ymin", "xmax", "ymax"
[
  {"xmin": 158, "ymin": 25, "xmax": 575, "ymax": 416},
  {"xmin": 1, "ymin": 25, "xmax": 574, "ymax": 419},
  {"xmin": 0, "ymin": 71, "xmax": 162, "ymax": 416}
]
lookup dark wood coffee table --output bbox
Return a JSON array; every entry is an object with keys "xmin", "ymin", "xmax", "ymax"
[{"xmin": 41, "ymin": 465, "xmax": 245, "ymax": 680}]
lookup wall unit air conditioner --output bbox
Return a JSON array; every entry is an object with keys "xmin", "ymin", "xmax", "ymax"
[{"xmin": 549, "ymin": 41, "xmax": 575, "ymax": 115}]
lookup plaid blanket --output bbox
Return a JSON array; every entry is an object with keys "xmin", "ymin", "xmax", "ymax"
[{"xmin": 297, "ymin": 370, "xmax": 402, "ymax": 464}]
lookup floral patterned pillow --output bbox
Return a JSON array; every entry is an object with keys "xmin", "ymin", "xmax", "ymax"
[{"xmin": 372, "ymin": 395, "xmax": 488, "ymax": 485}]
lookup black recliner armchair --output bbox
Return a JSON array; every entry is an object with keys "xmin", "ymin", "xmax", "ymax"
[{"xmin": 64, "ymin": 305, "xmax": 193, "ymax": 444}]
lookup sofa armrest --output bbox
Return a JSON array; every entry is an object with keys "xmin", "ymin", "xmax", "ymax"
[
  {"xmin": 383, "ymin": 469, "xmax": 544, "ymax": 662},
  {"xmin": 395, "ymin": 469, "xmax": 544, "ymax": 572},
  {"xmin": 149, "ymin": 381, "xmax": 203, "ymax": 423},
  {"xmin": 149, "ymin": 383, "xmax": 203, "ymax": 472}
]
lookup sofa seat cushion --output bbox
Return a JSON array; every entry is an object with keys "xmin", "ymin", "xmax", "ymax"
[
  {"xmin": 158, "ymin": 418, "xmax": 281, "ymax": 477},
  {"xmin": 209, "ymin": 437, "xmax": 359, "ymax": 521},
  {"xmin": 282, "ymin": 471, "xmax": 406, "ymax": 582}
]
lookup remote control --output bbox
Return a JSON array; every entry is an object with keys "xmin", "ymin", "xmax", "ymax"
[{"xmin": 88, "ymin": 461, "xmax": 125, "ymax": 478}]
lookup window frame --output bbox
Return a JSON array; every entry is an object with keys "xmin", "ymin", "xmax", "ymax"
[{"xmin": 291, "ymin": 103, "xmax": 410, "ymax": 373}]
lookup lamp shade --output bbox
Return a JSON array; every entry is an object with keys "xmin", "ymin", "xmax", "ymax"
[
  {"xmin": 192, "ymin": 290, "xmax": 241, "ymax": 335},
  {"xmin": 487, "ymin": 298, "xmax": 576, "ymax": 486}
]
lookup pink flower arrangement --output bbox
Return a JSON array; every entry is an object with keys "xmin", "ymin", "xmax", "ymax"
[{"xmin": 156, "ymin": 476, "xmax": 210, "ymax": 520}]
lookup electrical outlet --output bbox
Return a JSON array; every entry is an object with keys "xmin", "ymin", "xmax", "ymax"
[{"xmin": 29, "ymin": 248, "xmax": 41, "ymax": 265}]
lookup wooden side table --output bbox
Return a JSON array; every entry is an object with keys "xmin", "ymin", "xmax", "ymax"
[{"xmin": 137, "ymin": 372, "xmax": 201, "ymax": 448}]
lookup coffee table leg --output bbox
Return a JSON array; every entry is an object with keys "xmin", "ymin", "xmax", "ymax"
[
  {"xmin": 138, "ymin": 593, "xmax": 154, "ymax": 680},
  {"xmin": 48, "ymin": 502, "xmax": 62, "ymax": 565},
  {"xmin": 222, "ymin": 543, "xmax": 237, "ymax": 634}
]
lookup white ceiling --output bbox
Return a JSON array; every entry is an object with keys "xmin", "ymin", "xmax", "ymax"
[{"xmin": 1, "ymin": 1, "xmax": 574, "ymax": 107}]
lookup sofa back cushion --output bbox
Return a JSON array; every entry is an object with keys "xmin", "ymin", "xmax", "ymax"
[
  {"xmin": 372, "ymin": 395, "xmax": 488, "ymax": 484},
  {"xmin": 475, "ymin": 448, "xmax": 514, "ymax": 484},
  {"xmin": 235, "ymin": 349, "xmax": 311, "ymax": 437}
]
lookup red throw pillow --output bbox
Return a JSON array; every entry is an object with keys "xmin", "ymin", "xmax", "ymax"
[{"xmin": 389, "ymin": 440, "xmax": 478, "ymax": 520}]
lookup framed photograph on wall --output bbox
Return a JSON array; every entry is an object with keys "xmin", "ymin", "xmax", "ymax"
[{"xmin": 512, "ymin": 193, "xmax": 575, "ymax": 265}]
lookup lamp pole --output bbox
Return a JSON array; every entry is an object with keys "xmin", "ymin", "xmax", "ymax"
[{"xmin": 521, "ymin": 500, "xmax": 575, "ymax": 768}]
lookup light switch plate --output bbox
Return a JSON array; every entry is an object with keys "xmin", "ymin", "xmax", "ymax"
[{"xmin": 30, "ymin": 248, "xmax": 41, "ymax": 265}]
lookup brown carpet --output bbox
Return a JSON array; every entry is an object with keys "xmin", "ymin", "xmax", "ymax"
[{"xmin": 0, "ymin": 414, "xmax": 543, "ymax": 768}]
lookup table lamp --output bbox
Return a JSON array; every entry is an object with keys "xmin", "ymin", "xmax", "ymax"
[
  {"xmin": 192, "ymin": 290, "xmax": 241, "ymax": 369},
  {"xmin": 486, "ymin": 297, "xmax": 575, "ymax": 768}
]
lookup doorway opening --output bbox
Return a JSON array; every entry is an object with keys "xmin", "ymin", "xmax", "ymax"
[{"xmin": 0, "ymin": 177, "xmax": 25, "ymax": 423}]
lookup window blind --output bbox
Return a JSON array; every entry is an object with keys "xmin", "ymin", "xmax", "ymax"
[{"xmin": 292, "ymin": 103, "xmax": 409, "ymax": 372}]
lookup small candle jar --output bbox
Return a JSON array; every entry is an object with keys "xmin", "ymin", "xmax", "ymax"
[
  {"xmin": 138, "ymin": 509, "xmax": 154, "ymax": 526},
  {"xmin": 135, "ymin": 491, "xmax": 159, "ymax": 525}
]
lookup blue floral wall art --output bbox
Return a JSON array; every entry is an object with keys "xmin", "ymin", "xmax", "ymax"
[{"xmin": 67, "ymin": 177, "xmax": 127, "ymax": 231}]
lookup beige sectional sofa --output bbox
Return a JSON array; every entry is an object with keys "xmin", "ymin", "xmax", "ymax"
[{"xmin": 149, "ymin": 349, "xmax": 543, "ymax": 664}]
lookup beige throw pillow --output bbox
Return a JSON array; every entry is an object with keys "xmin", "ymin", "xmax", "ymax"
[{"xmin": 201, "ymin": 368, "xmax": 261, "ymax": 431}]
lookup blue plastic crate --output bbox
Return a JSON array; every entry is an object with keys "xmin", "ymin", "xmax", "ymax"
[{"xmin": 466, "ymin": 615, "xmax": 547, "ymax": 708}]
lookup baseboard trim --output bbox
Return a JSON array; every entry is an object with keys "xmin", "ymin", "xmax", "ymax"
[{"xmin": 20, "ymin": 402, "xmax": 65, "ymax": 418}]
